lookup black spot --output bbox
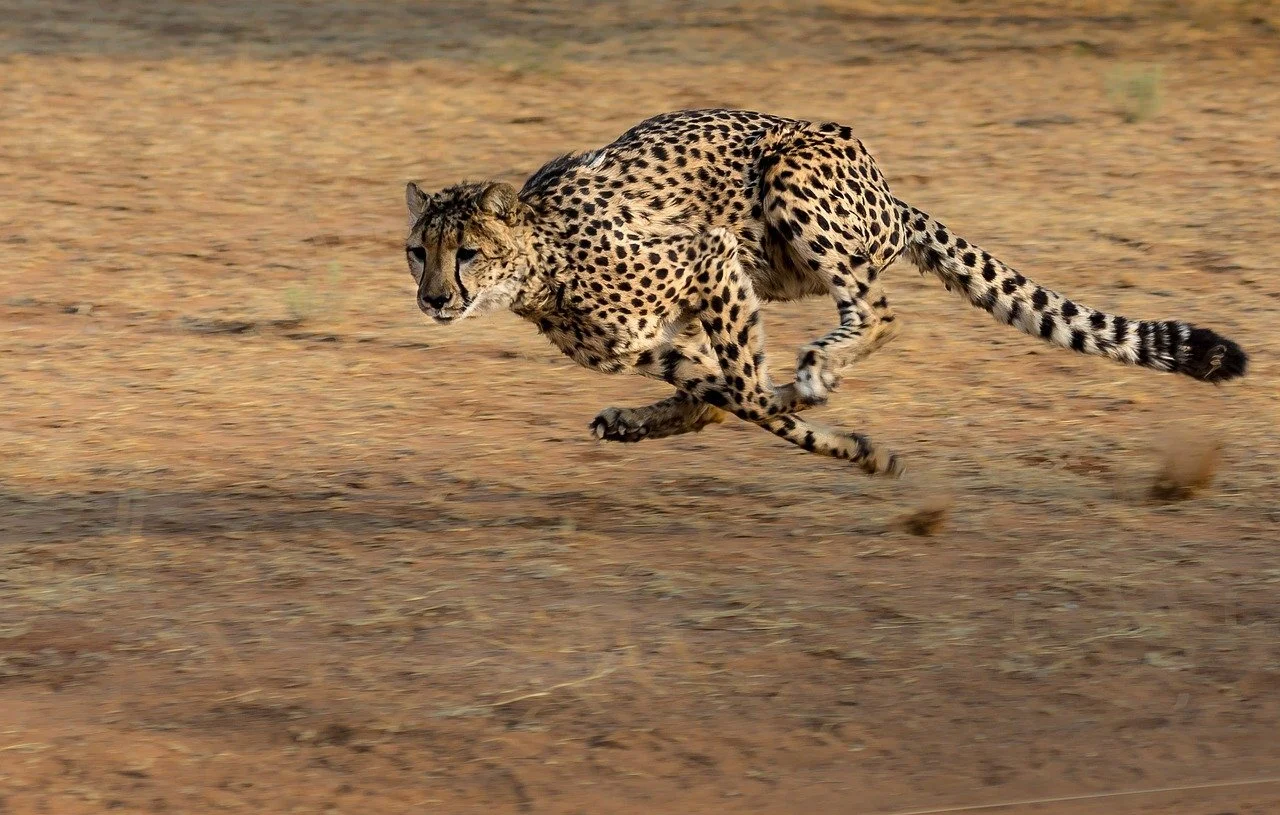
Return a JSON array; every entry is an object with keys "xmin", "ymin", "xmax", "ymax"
[
  {"xmin": 1039, "ymin": 313, "xmax": 1056, "ymax": 340},
  {"xmin": 1089, "ymin": 311, "xmax": 1107, "ymax": 328},
  {"xmin": 1031, "ymin": 288, "xmax": 1049, "ymax": 310},
  {"xmin": 1112, "ymin": 315, "xmax": 1129, "ymax": 344},
  {"xmin": 920, "ymin": 246, "xmax": 945, "ymax": 272},
  {"xmin": 1159, "ymin": 321, "xmax": 1178, "ymax": 360},
  {"xmin": 1060, "ymin": 300, "xmax": 1079, "ymax": 319},
  {"xmin": 1070, "ymin": 329, "xmax": 1087, "ymax": 352},
  {"xmin": 661, "ymin": 349, "xmax": 682, "ymax": 382}
]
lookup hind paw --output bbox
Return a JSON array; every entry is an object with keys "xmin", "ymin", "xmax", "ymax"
[{"xmin": 795, "ymin": 347, "xmax": 840, "ymax": 404}]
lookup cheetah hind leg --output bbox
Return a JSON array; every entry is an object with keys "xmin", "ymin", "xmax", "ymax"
[
  {"xmin": 591, "ymin": 392, "xmax": 728, "ymax": 442},
  {"xmin": 797, "ymin": 312, "xmax": 902, "ymax": 401}
]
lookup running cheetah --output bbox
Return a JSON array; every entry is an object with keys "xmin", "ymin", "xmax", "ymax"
[{"xmin": 404, "ymin": 109, "xmax": 1247, "ymax": 476}]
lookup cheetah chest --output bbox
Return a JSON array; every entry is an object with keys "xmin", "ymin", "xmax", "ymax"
[{"xmin": 528, "ymin": 281, "xmax": 692, "ymax": 374}]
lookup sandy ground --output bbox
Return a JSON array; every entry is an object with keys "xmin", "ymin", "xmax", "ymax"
[{"xmin": 2, "ymin": 1, "xmax": 1280, "ymax": 812}]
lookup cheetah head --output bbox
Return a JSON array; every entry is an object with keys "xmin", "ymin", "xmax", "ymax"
[{"xmin": 404, "ymin": 180, "xmax": 530, "ymax": 323}]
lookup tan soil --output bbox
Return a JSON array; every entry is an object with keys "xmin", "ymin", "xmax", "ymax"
[{"xmin": 2, "ymin": 2, "xmax": 1279, "ymax": 812}]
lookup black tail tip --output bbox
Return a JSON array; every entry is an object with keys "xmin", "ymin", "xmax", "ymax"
[{"xmin": 1178, "ymin": 326, "xmax": 1248, "ymax": 383}]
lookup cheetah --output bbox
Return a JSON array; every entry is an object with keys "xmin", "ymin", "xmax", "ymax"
[{"xmin": 404, "ymin": 109, "xmax": 1247, "ymax": 476}]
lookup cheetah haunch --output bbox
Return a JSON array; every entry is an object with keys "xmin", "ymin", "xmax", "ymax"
[{"xmin": 404, "ymin": 109, "xmax": 1247, "ymax": 476}]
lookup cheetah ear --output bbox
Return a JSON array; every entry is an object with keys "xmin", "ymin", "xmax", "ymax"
[
  {"xmin": 479, "ymin": 182, "xmax": 520, "ymax": 222},
  {"xmin": 405, "ymin": 182, "xmax": 429, "ymax": 225}
]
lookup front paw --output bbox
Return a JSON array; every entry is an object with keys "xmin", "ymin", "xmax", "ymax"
[{"xmin": 589, "ymin": 407, "xmax": 650, "ymax": 442}]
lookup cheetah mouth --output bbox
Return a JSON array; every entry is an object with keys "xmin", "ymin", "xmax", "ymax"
[{"xmin": 419, "ymin": 303, "xmax": 468, "ymax": 323}]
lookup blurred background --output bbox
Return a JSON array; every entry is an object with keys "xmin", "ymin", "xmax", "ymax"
[{"xmin": 1, "ymin": 1, "xmax": 1278, "ymax": 812}]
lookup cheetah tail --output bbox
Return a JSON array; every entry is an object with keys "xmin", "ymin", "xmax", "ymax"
[{"xmin": 893, "ymin": 199, "xmax": 1247, "ymax": 383}]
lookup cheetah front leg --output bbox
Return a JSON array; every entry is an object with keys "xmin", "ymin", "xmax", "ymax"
[
  {"xmin": 590, "ymin": 323, "xmax": 728, "ymax": 442},
  {"xmin": 590, "ymin": 391, "xmax": 728, "ymax": 442},
  {"xmin": 759, "ymin": 414, "xmax": 903, "ymax": 476},
  {"xmin": 667, "ymin": 229, "xmax": 824, "ymax": 422}
]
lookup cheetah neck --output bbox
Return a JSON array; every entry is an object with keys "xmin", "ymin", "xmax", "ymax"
[{"xmin": 508, "ymin": 222, "xmax": 571, "ymax": 320}]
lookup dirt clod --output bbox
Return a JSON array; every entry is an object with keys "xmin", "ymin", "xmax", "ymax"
[
  {"xmin": 1151, "ymin": 433, "xmax": 1222, "ymax": 501},
  {"xmin": 894, "ymin": 495, "xmax": 954, "ymax": 536}
]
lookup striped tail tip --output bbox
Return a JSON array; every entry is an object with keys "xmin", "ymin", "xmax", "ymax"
[{"xmin": 1177, "ymin": 327, "xmax": 1247, "ymax": 383}]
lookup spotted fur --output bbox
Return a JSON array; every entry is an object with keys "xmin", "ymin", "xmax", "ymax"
[{"xmin": 404, "ymin": 109, "xmax": 1247, "ymax": 476}]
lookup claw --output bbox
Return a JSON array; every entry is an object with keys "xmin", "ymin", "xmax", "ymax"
[{"xmin": 590, "ymin": 407, "xmax": 650, "ymax": 442}]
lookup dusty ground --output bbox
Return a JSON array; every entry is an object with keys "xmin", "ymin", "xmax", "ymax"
[{"xmin": 2, "ymin": 2, "xmax": 1280, "ymax": 813}]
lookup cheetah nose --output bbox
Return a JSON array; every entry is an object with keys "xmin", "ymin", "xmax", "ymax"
[{"xmin": 419, "ymin": 292, "xmax": 449, "ymax": 311}]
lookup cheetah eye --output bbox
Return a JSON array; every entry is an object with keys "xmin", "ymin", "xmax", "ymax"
[
  {"xmin": 407, "ymin": 246, "xmax": 426, "ymax": 263},
  {"xmin": 455, "ymin": 247, "xmax": 479, "ymax": 264}
]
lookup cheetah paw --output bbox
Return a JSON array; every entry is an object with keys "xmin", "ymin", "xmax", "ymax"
[
  {"xmin": 794, "ymin": 348, "xmax": 840, "ymax": 405},
  {"xmin": 589, "ymin": 407, "xmax": 651, "ymax": 442}
]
